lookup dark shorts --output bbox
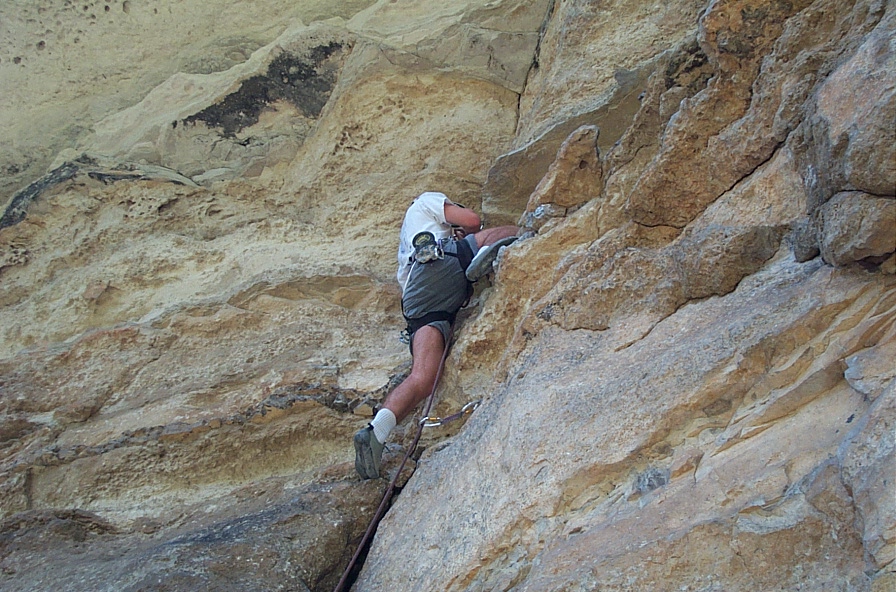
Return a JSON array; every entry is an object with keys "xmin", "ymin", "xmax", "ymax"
[{"xmin": 402, "ymin": 235, "xmax": 478, "ymax": 349}]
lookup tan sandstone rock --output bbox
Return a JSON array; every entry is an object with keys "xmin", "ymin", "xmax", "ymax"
[
  {"xmin": 1, "ymin": 0, "xmax": 895, "ymax": 590},
  {"xmin": 816, "ymin": 191, "xmax": 896, "ymax": 267},
  {"xmin": 0, "ymin": 0, "xmax": 378, "ymax": 207}
]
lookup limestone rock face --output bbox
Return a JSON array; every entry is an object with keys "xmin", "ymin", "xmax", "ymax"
[
  {"xmin": 1, "ymin": 0, "xmax": 895, "ymax": 591},
  {"xmin": 0, "ymin": 0, "xmax": 379, "ymax": 209},
  {"xmin": 345, "ymin": 0, "xmax": 551, "ymax": 94},
  {"xmin": 817, "ymin": 191, "xmax": 896, "ymax": 267},
  {"xmin": 79, "ymin": 22, "xmax": 356, "ymax": 185},
  {"xmin": 482, "ymin": 0, "xmax": 706, "ymax": 226}
]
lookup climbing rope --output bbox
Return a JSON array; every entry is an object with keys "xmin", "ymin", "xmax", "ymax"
[{"xmin": 333, "ymin": 328, "xmax": 455, "ymax": 592}]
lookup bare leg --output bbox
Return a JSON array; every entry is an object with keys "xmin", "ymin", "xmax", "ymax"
[
  {"xmin": 473, "ymin": 225, "xmax": 519, "ymax": 249},
  {"xmin": 383, "ymin": 325, "xmax": 446, "ymax": 423}
]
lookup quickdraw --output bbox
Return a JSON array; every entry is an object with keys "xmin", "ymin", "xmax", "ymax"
[{"xmin": 420, "ymin": 400, "xmax": 481, "ymax": 427}]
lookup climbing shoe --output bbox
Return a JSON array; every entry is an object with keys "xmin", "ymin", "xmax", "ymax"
[
  {"xmin": 354, "ymin": 425, "xmax": 385, "ymax": 480},
  {"xmin": 465, "ymin": 236, "xmax": 519, "ymax": 282}
]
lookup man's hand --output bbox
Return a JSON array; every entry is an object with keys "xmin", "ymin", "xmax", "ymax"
[{"xmin": 452, "ymin": 225, "xmax": 467, "ymax": 240}]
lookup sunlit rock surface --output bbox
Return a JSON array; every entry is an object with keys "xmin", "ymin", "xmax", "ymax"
[{"xmin": 1, "ymin": 0, "xmax": 894, "ymax": 590}]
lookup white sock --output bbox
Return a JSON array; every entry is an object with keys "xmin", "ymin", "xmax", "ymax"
[{"xmin": 370, "ymin": 408, "xmax": 396, "ymax": 444}]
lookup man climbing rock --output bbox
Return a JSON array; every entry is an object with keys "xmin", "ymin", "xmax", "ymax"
[{"xmin": 354, "ymin": 191, "xmax": 519, "ymax": 479}]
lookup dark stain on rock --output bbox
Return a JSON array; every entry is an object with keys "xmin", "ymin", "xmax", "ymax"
[
  {"xmin": 664, "ymin": 40, "xmax": 712, "ymax": 94},
  {"xmin": 0, "ymin": 162, "xmax": 80, "ymax": 230},
  {"xmin": 183, "ymin": 43, "xmax": 345, "ymax": 137},
  {"xmin": 86, "ymin": 170, "xmax": 185, "ymax": 185},
  {"xmin": 1, "ymin": 156, "xmax": 195, "ymax": 229}
]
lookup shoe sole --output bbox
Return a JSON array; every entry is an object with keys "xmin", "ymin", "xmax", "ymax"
[
  {"xmin": 466, "ymin": 236, "xmax": 519, "ymax": 281},
  {"xmin": 354, "ymin": 429, "xmax": 380, "ymax": 480}
]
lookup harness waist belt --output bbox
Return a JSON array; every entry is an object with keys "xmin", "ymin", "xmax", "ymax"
[{"xmin": 404, "ymin": 310, "xmax": 456, "ymax": 335}]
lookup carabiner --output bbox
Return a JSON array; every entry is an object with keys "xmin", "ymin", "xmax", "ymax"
[
  {"xmin": 460, "ymin": 400, "xmax": 481, "ymax": 414},
  {"xmin": 419, "ymin": 400, "xmax": 482, "ymax": 428}
]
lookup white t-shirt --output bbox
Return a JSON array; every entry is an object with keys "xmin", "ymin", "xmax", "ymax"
[{"xmin": 397, "ymin": 191, "xmax": 454, "ymax": 288}]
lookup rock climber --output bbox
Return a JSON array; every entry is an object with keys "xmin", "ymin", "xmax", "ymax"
[{"xmin": 353, "ymin": 190, "xmax": 519, "ymax": 479}]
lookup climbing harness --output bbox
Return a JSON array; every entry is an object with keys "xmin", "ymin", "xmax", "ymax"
[
  {"xmin": 333, "ymin": 329, "xmax": 455, "ymax": 592},
  {"xmin": 404, "ymin": 310, "xmax": 456, "ymax": 336},
  {"xmin": 420, "ymin": 400, "xmax": 481, "ymax": 427},
  {"xmin": 399, "ymin": 235, "xmax": 475, "ymax": 345}
]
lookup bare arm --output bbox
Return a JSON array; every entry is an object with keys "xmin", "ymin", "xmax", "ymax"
[{"xmin": 444, "ymin": 203, "xmax": 481, "ymax": 237}]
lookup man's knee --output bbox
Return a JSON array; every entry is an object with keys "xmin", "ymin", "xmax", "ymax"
[
  {"xmin": 473, "ymin": 225, "xmax": 519, "ymax": 249},
  {"xmin": 405, "ymin": 369, "xmax": 437, "ymax": 397}
]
